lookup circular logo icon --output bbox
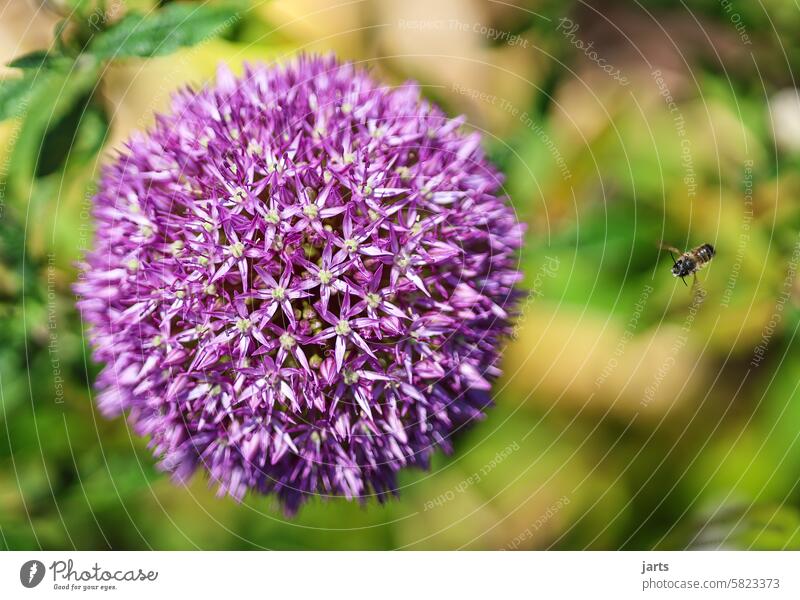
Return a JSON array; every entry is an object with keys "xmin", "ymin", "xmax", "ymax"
[{"xmin": 20, "ymin": 560, "xmax": 45, "ymax": 588}]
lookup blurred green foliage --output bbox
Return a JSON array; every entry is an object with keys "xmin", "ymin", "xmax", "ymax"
[{"xmin": 2, "ymin": 0, "xmax": 800, "ymax": 550}]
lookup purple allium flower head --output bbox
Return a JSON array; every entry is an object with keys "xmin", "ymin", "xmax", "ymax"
[{"xmin": 76, "ymin": 55, "xmax": 524, "ymax": 514}]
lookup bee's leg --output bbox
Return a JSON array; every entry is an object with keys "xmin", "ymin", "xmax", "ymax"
[
  {"xmin": 681, "ymin": 276, "xmax": 688, "ymax": 287},
  {"xmin": 660, "ymin": 242, "xmax": 682, "ymax": 267}
]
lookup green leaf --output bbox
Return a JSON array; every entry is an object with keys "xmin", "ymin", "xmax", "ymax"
[
  {"xmin": 68, "ymin": 103, "xmax": 109, "ymax": 165},
  {"xmin": 0, "ymin": 71, "xmax": 50, "ymax": 121},
  {"xmin": 7, "ymin": 50, "xmax": 60, "ymax": 71},
  {"xmin": 36, "ymin": 95, "xmax": 108, "ymax": 177},
  {"xmin": 665, "ymin": 504, "xmax": 800, "ymax": 550},
  {"xmin": 1, "ymin": 45, "xmax": 82, "ymax": 122},
  {"xmin": 88, "ymin": 3, "xmax": 242, "ymax": 60},
  {"xmin": 7, "ymin": 57, "xmax": 102, "ymax": 199}
]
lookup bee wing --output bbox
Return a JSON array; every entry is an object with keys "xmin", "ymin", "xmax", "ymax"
[
  {"xmin": 659, "ymin": 242, "xmax": 683, "ymax": 255},
  {"xmin": 659, "ymin": 242, "xmax": 682, "ymax": 266}
]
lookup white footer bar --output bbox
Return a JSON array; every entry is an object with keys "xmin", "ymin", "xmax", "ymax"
[{"xmin": 0, "ymin": 551, "xmax": 796, "ymax": 599}]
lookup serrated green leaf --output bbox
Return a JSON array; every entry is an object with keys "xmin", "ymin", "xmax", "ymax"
[{"xmin": 88, "ymin": 3, "xmax": 242, "ymax": 60}]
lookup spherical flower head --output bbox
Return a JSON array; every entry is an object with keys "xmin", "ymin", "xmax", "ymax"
[{"xmin": 76, "ymin": 55, "xmax": 524, "ymax": 515}]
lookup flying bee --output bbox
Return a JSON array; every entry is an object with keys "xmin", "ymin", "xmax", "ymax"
[{"xmin": 662, "ymin": 242, "xmax": 716, "ymax": 286}]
